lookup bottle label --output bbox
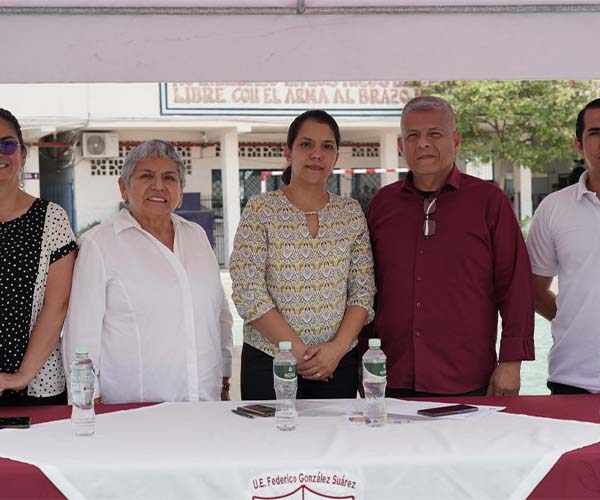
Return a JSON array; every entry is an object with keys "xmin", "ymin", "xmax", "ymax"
[
  {"xmin": 71, "ymin": 368, "xmax": 95, "ymax": 402},
  {"xmin": 71, "ymin": 369, "xmax": 95, "ymax": 387},
  {"xmin": 274, "ymin": 363, "xmax": 297, "ymax": 381},
  {"xmin": 363, "ymin": 361, "xmax": 386, "ymax": 379}
]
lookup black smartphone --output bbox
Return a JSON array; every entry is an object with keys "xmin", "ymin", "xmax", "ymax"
[
  {"xmin": 237, "ymin": 404, "xmax": 276, "ymax": 417},
  {"xmin": 417, "ymin": 404, "xmax": 478, "ymax": 417},
  {"xmin": 0, "ymin": 416, "xmax": 31, "ymax": 429}
]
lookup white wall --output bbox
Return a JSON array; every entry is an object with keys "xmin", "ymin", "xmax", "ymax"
[{"xmin": 73, "ymin": 158, "xmax": 121, "ymax": 229}]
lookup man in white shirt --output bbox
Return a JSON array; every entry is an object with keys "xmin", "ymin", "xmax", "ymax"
[{"xmin": 526, "ymin": 98, "xmax": 600, "ymax": 394}]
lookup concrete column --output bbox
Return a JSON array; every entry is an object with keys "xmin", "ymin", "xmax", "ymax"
[
  {"xmin": 379, "ymin": 130, "xmax": 399, "ymax": 186},
  {"xmin": 514, "ymin": 164, "xmax": 533, "ymax": 220},
  {"xmin": 339, "ymin": 173, "xmax": 352, "ymax": 197},
  {"xmin": 23, "ymin": 146, "xmax": 40, "ymax": 197},
  {"xmin": 220, "ymin": 129, "xmax": 241, "ymax": 268},
  {"xmin": 494, "ymin": 162, "xmax": 507, "ymax": 193}
]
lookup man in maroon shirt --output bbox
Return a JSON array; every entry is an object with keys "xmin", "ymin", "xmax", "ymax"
[{"xmin": 367, "ymin": 96, "xmax": 534, "ymax": 397}]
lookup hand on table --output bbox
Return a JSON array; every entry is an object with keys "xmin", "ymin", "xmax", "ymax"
[
  {"xmin": 487, "ymin": 361, "xmax": 521, "ymax": 396},
  {"xmin": 297, "ymin": 341, "xmax": 346, "ymax": 382}
]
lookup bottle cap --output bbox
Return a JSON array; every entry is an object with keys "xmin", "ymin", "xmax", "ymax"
[
  {"xmin": 368, "ymin": 338, "xmax": 381, "ymax": 348},
  {"xmin": 279, "ymin": 341, "xmax": 292, "ymax": 351},
  {"xmin": 76, "ymin": 347, "xmax": 89, "ymax": 355}
]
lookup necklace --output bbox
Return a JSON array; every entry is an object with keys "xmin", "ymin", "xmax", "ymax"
[{"xmin": 303, "ymin": 210, "xmax": 319, "ymax": 216}]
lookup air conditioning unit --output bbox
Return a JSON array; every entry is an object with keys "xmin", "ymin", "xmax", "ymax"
[{"xmin": 82, "ymin": 133, "xmax": 119, "ymax": 158}]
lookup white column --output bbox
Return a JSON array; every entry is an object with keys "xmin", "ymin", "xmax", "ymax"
[
  {"xmin": 22, "ymin": 146, "xmax": 40, "ymax": 197},
  {"xmin": 494, "ymin": 162, "xmax": 507, "ymax": 192},
  {"xmin": 220, "ymin": 129, "xmax": 241, "ymax": 268},
  {"xmin": 514, "ymin": 164, "xmax": 533, "ymax": 220},
  {"xmin": 339, "ymin": 174, "xmax": 352, "ymax": 197},
  {"xmin": 379, "ymin": 130, "xmax": 399, "ymax": 186},
  {"xmin": 337, "ymin": 147, "xmax": 352, "ymax": 196}
]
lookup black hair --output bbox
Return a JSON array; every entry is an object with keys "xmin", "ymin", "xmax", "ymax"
[
  {"xmin": 0, "ymin": 108, "xmax": 25, "ymax": 149},
  {"xmin": 576, "ymin": 98, "xmax": 600, "ymax": 144},
  {"xmin": 282, "ymin": 109, "xmax": 341, "ymax": 185}
]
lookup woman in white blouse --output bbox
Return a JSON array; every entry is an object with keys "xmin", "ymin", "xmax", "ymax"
[{"xmin": 63, "ymin": 140, "xmax": 233, "ymax": 403}]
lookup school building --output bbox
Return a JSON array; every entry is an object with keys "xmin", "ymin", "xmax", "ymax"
[{"xmin": 5, "ymin": 81, "xmax": 572, "ymax": 266}]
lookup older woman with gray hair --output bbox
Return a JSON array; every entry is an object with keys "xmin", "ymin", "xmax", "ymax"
[{"xmin": 63, "ymin": 139, "xmax": 233, "ymax": 403}]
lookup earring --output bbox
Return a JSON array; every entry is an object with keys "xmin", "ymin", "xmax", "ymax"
[{"xmin": 18, "ymin": 168, "xmax": 25, "ymax": 189}]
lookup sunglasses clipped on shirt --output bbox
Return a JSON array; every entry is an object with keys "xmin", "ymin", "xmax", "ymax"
[
  {"xmin": 0, "ymin": 139, "xmax": 20, "ymax": 156},
  {"xmin": 423, "ymin": 197, "xmax": 437, "ymax": 238}
]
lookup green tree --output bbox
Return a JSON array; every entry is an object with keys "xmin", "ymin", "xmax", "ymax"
[{"xmin": 421, "ymin": 80, "xmax": 595, "ymax": 172}]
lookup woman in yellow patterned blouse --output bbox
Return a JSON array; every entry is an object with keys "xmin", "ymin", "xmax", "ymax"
[{"xmin": 230, "ymin": 109, "xmax": 375, "ymax": 400}]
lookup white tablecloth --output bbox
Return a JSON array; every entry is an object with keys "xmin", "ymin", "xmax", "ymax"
[{"xmin": 1, "ymin": 399, "xmax": 600, "ymax": 500}]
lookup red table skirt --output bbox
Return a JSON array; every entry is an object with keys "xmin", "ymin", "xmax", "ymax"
[{"xmin": 2, "ymin": 396, "xmax": 600, "ymax": 499}]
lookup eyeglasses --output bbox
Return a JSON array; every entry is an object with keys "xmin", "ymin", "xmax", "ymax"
[
  {"xmin": 423, "ymin": 198, "xmax": 437, "ymax": 238},
  {"xmin": 0, "ymin": 139, "xmax": 20, "ymax": 156}
]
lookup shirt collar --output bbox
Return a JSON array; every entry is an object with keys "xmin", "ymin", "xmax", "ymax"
[
  {"xmin": 113, "ymin": 208, "xmax": 183, "ymax": 234},
  {"xmin": 575, "ymin": 171, "xmax": 593, "ymax": 201},
  {"xmin": 401, "ymin": 164, "xmax": 462, "ymax": 194}
]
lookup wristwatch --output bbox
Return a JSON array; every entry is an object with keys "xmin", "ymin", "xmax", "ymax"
[{"xmin": 222, "ymin": 381, "xmax": 231, "ymax": 392}]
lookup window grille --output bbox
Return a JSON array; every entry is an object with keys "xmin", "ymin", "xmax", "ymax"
[
  {"xmin": 351, "ymin": 145, "xmax": 379, "ymax": 158},
  {"xmin": 90, "ymin": 144, "xmax": 193, "ymax": 176},
  {"xmin": 174, "ymin": 145, "xmax": 193, "ymax": 175},
  {"xmin": 239, "ymin": 144, "xmax": 284, "ymax": 158},
  {"xmin": 89, "ymin": 145, "xmax": 132, "ymax": 177}
]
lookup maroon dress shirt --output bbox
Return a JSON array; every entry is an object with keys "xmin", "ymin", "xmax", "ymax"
[{"xmin": 367, "ymin": 167, "xmax": 534, "ymax": 394}]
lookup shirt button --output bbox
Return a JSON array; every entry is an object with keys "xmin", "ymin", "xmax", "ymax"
[
  {"xmin": 416, "ymin": 276, "xmax": 423, "ymax": 281},
  {"xmin": 418, "ymin": 250, "xmax": 424, "ymax": 255},
  {"xmin": 416, "ymin": 302, "xmax": 422, "ymax": 308},
  {"xmin": 415, "ymin": 331, "xmax": 421, "ymax": 337}
]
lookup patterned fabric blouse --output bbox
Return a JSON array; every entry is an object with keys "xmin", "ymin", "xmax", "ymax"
[
  {"xmin": 0, "ymin": 199, "xmax": 76, "ymax": 397},
  {"xmin": 230, "ymin": 190, "xmax": 375, "ymax": 357}
]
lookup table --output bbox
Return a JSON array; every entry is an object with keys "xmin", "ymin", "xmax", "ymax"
[
  {"xmin": 0, "ymin": 404, "xmax": 147, "ymax": 500},
  {"xmin": 2, "ymin": 396, "xmax": 600, "ymax": 499}
]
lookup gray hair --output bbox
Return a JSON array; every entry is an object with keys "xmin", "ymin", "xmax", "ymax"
[
  {"xmin": 121, "ymin": 139, "xmax": 186, "ymax": 188},
  {"xmin": 401, "ymin": 95, "xmax": 456, "ymax": 130}
]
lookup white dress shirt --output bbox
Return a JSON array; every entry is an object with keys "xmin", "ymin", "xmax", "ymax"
[
  {"xmin": 63, "ymin": 209, "xmax": 233, "ymax": 403},
  {"xmin": 526, "ymin": 172, "xmax": 600, "ymax": 392}
]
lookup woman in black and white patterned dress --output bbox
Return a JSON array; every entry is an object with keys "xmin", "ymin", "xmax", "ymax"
[{"xmin": 0, "ymin": 108, "xmax": 76, "ymax": 405}]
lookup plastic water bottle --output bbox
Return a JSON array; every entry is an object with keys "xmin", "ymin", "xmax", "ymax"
[
  {"xmin": 363, "ymin": 338, "xmax": 387, "ymax": 427},
  {"xmin": 70, "ymin": 348, "xmax": 95, "ymax": 436},
  {"xmin": 273, "ymin": 341, "xmax": 298, "ymax": 431}
]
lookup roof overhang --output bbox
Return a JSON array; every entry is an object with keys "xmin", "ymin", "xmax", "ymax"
[{"xmin": 1, "ymin": 2, "xmax": 599, "ymax": 83}]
